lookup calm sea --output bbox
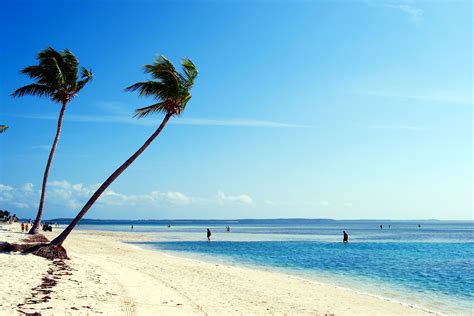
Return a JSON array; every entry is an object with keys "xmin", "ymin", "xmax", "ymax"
[{"xmin": 69, "ymin": 219, "xmax": 473, "ymax": 314}]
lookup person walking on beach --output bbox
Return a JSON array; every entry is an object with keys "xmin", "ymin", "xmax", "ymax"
[
  {"xmin": 207, "ymin": 228, "xmax": 212, "ymax": 241},
  {"xmin": 25, "ymin": 223, "xmax": 29, "ymax": 232},
  {"xmin": 131, "ymin": 225, "xmax": 134, "ymax": 230},
  {"xmin": 21, "ymin": 222, "xmax": 24, "ymax": 232},
  {"xmin": 343, "ymin": 231, "xmax": 349, "ymax": 243}
]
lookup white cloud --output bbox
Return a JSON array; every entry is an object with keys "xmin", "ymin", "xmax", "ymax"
[
  {"xmin": 217, "ymin": 191, "xmax": 254, "ymax": 205},
  {"xmin": 48, "ymin": 180, "xmax": 99, "ymax": 209},
  {"xmin": 162, "ymin": 191, "xmax": 192, "ymax": 204},
  {"xmin": 384, "ymin": 3, "xmax": 423, "ymax": 23},
  {"xmin": 0, "ymin": 181, "xmax": 253, "ymax": 212},
  {"xmin": 0, "ymin": 184, "xmax": 13, "ymax": 192},
  {"xmin": 22, "ymin": 183, "xmax": 34, "ymax": 192},
  {"xmin": 175, "ymin": 118, "xmax": 309, "ymax": 128},
  {"xmin": 0, "ymin": 183, "xmax": 36, "ymax": 209}
]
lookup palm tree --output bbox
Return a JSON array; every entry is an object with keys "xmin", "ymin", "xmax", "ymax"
[
  {"xmin": 49, "ymin": 55, "xmax": 198, "ymax": 248},
  {"xmin": 12, "ymin": 47, "xmax": 93, "ymax": 234},
  {"xmin": 0, "ymin": 125, "xmax": 8, "ymax": 133}
]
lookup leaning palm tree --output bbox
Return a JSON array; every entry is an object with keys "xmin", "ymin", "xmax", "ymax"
[
  {"xmin": 0, "ymin": 125, "xmax": 8, "ymax": 133},
  {"xmin": 12, "ymin": 47, "xmax": 92, "ymax": 234},
  {"xmin": 46, "ymin": 55, "xmax": 197, "ymax": 253}
]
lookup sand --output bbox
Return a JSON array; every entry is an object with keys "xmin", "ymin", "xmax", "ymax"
[{"xmin": 0, "ymin": 223, "xmax": 435, "ymax": 315}]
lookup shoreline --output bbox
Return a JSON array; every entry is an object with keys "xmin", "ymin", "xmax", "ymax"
[{"xmin": 1, "ymin": 224, "xmax": 440, "ymax": 315}]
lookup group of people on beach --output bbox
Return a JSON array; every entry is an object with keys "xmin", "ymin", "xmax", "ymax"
[
  {"xmin": 20, "ymin": 221, "xmax": 56, "ymax": 233},
  {"xmin": 20, "ymin": 222, "xmax": 30, "ymax": 233}
]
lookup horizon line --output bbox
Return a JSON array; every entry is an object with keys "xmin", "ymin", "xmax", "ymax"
[{"xmin": 40, "ymin": 217, "xmax": 473, "ymax": 222}]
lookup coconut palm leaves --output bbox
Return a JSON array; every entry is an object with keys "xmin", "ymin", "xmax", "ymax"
[
  {"xmin": 49, "ymin": 56, "xmax": 198, "ymax": 250},
  {"xmin": 126, "ymin": 55, "xmax": 197, "ymax": 117},
  {"xmin": 12, "ymin": 47, "xmax": 93, "ymax": 102},
  {"xmin": 0, "ymin": 125, "xmax": 8, "ymax": 133},
  {"xmin": 12, "ymin": 47, "xmax": 92, "ymax": 234}
]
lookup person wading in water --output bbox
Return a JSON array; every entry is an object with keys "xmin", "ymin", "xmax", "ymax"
[
  {"xmin": 207, "ymin": 228, "xmax": 212, "ymax": 241},
  {"xmin": 343, "ymin": 231, "xmax": 349, "ymax": 243}
]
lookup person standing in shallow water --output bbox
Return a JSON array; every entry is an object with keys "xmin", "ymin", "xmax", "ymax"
[
  {"xmin": 207, "ymin": 228, "xmax": 212, "ymax": 241},
  {"xmin": 343, "ymin": 231, "xmax": 349, "ymax": 243}
]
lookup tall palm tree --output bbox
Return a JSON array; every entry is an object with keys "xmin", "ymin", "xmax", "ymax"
[
  {"xmin": 49, "ymin": 55, "xmax": 197, "ymax": 247},
  {"xmin": 0, "ymin": 125, "xmax": 8, "ymax": 133},
  {"xmin": 12, "ymin": 47, "xmax": 93, "ymax": 234}
]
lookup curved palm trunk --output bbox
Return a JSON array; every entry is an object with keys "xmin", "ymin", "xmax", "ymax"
[
  {"xmin": 29, "ymin": 102, "xmax": 67, "ymax": 234},
  {"xmin": 51, "ymin": 113, "xmax": 172, "ymax": 246}
]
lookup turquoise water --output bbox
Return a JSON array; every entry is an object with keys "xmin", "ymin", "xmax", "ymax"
[{"xmin": 74, "ymin": 219, "xmax": 474, "ymax": 313}]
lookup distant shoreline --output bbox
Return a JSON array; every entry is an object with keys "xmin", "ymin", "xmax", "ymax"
[{"xmin": 40, "ymin": 218, "xmax": 474, "ymax": 224}]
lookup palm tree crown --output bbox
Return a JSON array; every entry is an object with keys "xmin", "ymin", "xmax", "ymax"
[
  {"xmin": 12, "ymin": 47, "xmax": 92, "ymax": 103},
  {"xmin": 0, "ymin": 125, "xmax": 8, "ymax": 133},
  {"xmin": 47, "ymin": 56, "xmax": 197, "ymax": 252},
  {"xmin": 126, "ymin": 55, "xmax": 198, "ymax": 117}
]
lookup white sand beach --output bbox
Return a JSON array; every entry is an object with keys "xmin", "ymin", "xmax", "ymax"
[{"xmin": 0, "ymin": 224, "xmax": 434, "ymax": 315}]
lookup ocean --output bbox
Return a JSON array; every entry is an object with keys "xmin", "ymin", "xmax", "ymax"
[{"xmin": 69, "ymin": 219, "xmax": 473, "ymax": 314}]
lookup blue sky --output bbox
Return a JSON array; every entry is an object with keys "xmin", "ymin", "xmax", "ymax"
[{"xmin": 0, "ymin": 0, "xmax": 472, "ymax": 220}]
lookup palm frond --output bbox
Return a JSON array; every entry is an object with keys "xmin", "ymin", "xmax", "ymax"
[
  {"xmin": 37, "ymin": 47, "xmax": 62, "ymax": 61},
  {"xmin": 134, "ymin": 102, "xmax": 169, "ymax": 118},
  {"xmin": 125, "ymin": 81, "xmax": 175, "ymax": 100},
  {"xmin": 61, "ymin": 49, "xmax": 79, "ymax": 85},
  {"xmin": 179, "ymin": 93, "xmax": 193, "ymax": 112},
  {"xmin": 36, "ymin": 47, "xmax": 65, "ymax": 86},
  {"xmin": 143, "ymin": 55, "xmax": 179, "ymax": 95},
  {"xmin": 75, "ymin": 67, "xmax": 93, "ymax": 92},
  {"xmin": 179, "ymin": 58, "xmax": 198, "ymax": 90},
  {"xmin": 12, "ymin": 84, "xmax": 53, "ymax": 98},
  {"xmin": 0, "ymin": 125, "xmax": 8, "ymax": 133},
  {"xmin": 14, "ymin": 47, "xmax": 92, "ymax": 103},
  {"xmin": 145, "ymin": 55, "xmax": 176, "ymax": 74},
  {"xmin": 128, "ymin": 55, "xmax": 198, "ymax": 118},
  {"xmin": 80, "ymin": 67, "xmax": 93, "ymax": 80},
  {"xmin": 21, "ymin": 66, "xmax": 44, "ymax": 80}
]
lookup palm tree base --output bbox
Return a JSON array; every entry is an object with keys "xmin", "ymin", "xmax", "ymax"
[
  {"xmin": 30, "ymin": 243, "xmax": 68, "ymax": 260},
  {"xmin": 28, "ymin": 227, "xmax": 40, "ymax": 235},
  {"xmin": 0, "ymin": 242, "xmax": 68, "ymax": 260},
  {"xmin": 22, "ymin": 233, "xmax": 50, "ymax": 243}
]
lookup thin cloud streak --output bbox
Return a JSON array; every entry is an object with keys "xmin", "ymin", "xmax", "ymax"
[
  {"xmin": 357, "ymin": 90, "xmax": 473, "ymax": 105},
  {"xmin": 368, "ymin": 125, "xmax": 425, "ymax": 131},
  {"xmin": 10, "ymin": 114, "xmax": 310, "ymax": 128},
  {"xmin": 384, "ymin": 3, "xmax": 423, "ymax": 23}
]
